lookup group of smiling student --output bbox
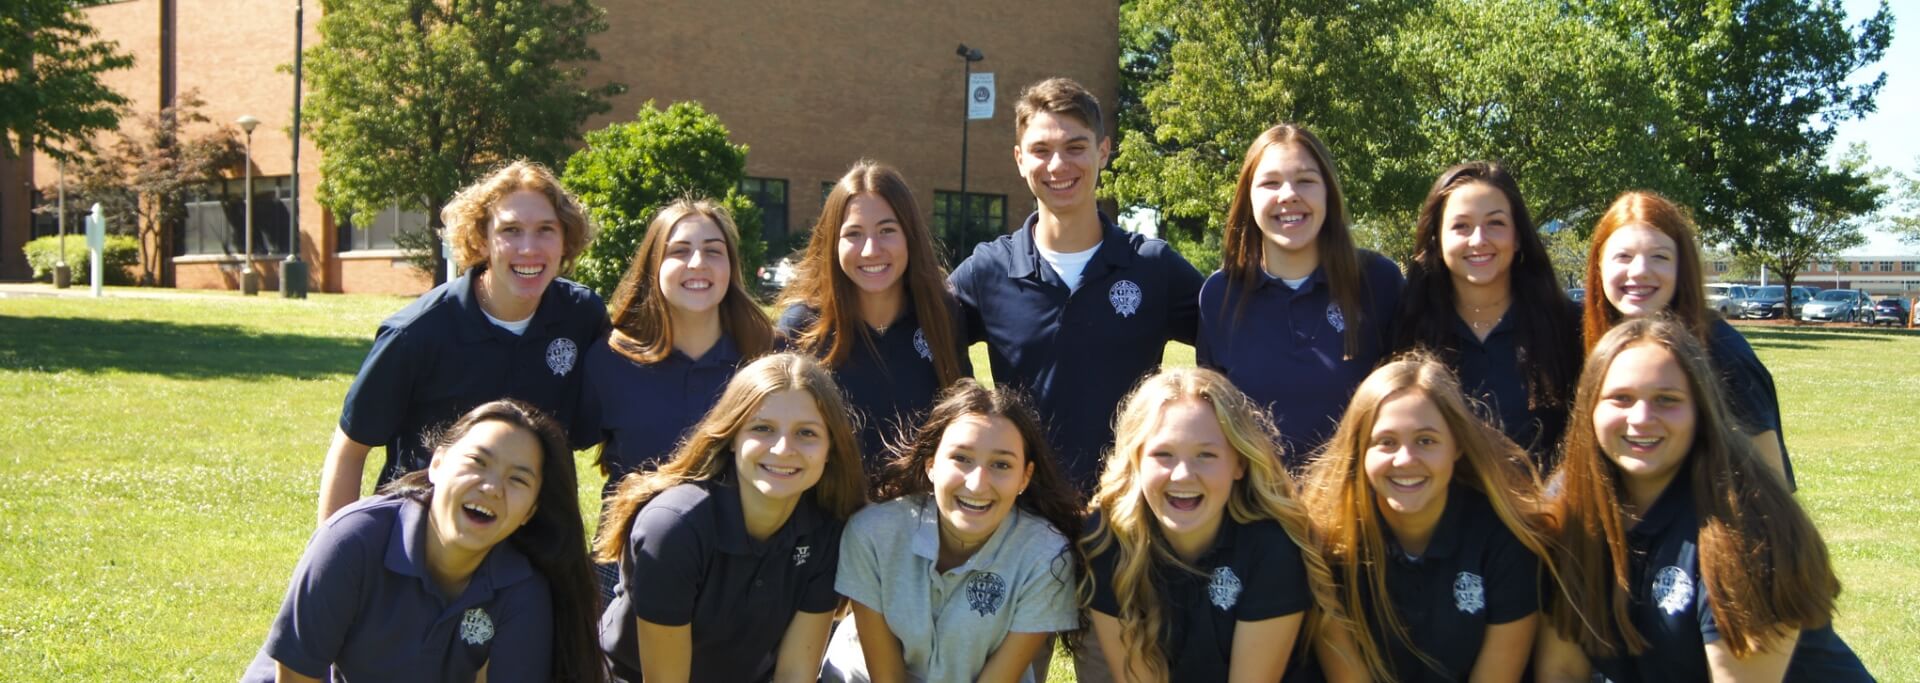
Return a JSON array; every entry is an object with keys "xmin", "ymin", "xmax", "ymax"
[{"xmin": 242, "ymin": 76, "xmax": 1872, "ymax": 683}]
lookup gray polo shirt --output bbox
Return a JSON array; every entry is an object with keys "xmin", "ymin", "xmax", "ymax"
[{"xmin": 824, "ymin": 495, "xmax": 1077, "ymax": 683}]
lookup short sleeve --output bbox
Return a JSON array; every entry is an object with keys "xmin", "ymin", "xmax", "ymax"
[
  {"xmin": 1007, "ymin": 534, "xmax": 1079, "ymax": 633},
  {"xmin": 1087, "ymin": 536, "xmax": 1122, "ymax": 617},
  {"xmin": 799, "ymin": 519, "xmax": 844, "ymax": 614},
  {"xmin": 1233, "ymin": 523, "xmax": 1311, "ymax": 621},
  {"xmin": 949, "ymin": 249, "xmax": 988, "ymax": 345},
  {"xmin": 261, "ymin": 523, "xmax": 370, "ymax": 678},
  {"xmin": 834, "ymin": 512, "xmax": 885, "ymax": 609},
  {"xmin": 624, "ymin": 505, "xmax": 707, "ymax": 626},
  {"xmin": 775, "ymin": 304, "xmax": 816, "ymax": 340},
  {"xmin": 1365, "ymin": 253, "xmax": 1407, "ymax": 350},
  {"xmin": 1697, "ymin": 576, "xmax": 1721, "ymax": 644},
  {"xmin": 1195, "ymin": 274, "xmax": 1225, "ymax": 369},
  {"xmin": 1708, "ymin": 324, "xmax": 1781, "ymax": 434},
  {"xmin": 567, "ymin": 305, "xmax": 613, "ymax": 452},
  {"xmin": 483, "ymin": 575, "xmax": 555, "ymax": 682},
  {"xmin": 1162, "ymin": 245, "xmax": 1205, "ymax": 345},
  {"xmin": 338, "ymin": 323, "xmax": 420, "ymax": 446},
  {"xmin": 1482, "ymin": 527, "xmax": 1542, "ymax": 625}
]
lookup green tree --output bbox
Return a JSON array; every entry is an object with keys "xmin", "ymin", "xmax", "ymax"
[
  {"xmin": 1729, "ymin": 144, "xmax": 1881, "ymax": 298},
  {"xmin": 1884, "ymin": 157, "xmax": 1920, "ymax": 244},
  {"xmin": 66, "ymin": 91, "xmax": 242, "ymax": 283},
  {"xmin": 561, "ymin": 101, "xmax": 763, "ymax": 297},
  {"xmin": 302, "ymin": 0, "xmax": 624, "ymax": 279},
  {"xmin": 1, "ymin": 0, "xmax": 133, "ymax": 163},
  {"xmin": 1576, "ymin": 0, "xmax": 1892, "ymax": 255}
]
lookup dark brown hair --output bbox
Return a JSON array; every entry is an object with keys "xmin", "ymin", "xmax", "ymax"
[
  {"xmin": 1393, "ymin": 162, "xmax": 1580, "ymax": 425},
  {"xmin": 605, "ymin": 198, "xmax": 774, "ymax": 364},
  {"xmin": 777, "ymin": 160, "xmax": 965, "ymax": 387},
  {"xmin": 1014, "ymin": 77, "xmax": 1105, "ymax": 142},
  {"xmin": 1221, "ymin": 123, "xmax": 1368, "ymax": 358},
  {"xmin": 1581, "ymin": 191, "xmax": 1713, "ymax": 354},
  {"xmin": 1544, "ymin": 318, "xmax": 1840, "ymax": 658}
]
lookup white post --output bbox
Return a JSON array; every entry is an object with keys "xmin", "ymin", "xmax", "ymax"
[{"xmin": 86, "ymin": 203, "xmax": 105, "ymax": 298}]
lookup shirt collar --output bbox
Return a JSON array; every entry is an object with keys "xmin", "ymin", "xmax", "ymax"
[
  {"xmin": 1449, "ymin": 309, "xmax": 1516, "ymax": 345},
  {"xmin": 454, "ymin": 265, "xmax": 563, "ymax": 342},
  {"xmin": 1256, "ymin": 264, "xmax": 1329, "ymax": 295},
  {"xmin": 1006, "ymin": 212, "xmax": 1135, "ymax": 282},
  {"xmin": 386, "ymin": 494, "xmax": 536, "ymax": 604},
  {"xmin": 908, "ymin": 494, "xmax": 1020, "ymax": 574},
  {"xmin": 1631, "ymin": 465, "xmax": 1695, "ymax": 539},
  {"xmin": 1385, "ymin": 488, "xmax": 1465, "ymax": 563},
  {"xmin": 712, "ymin": 478, "xmax": 827, "ymax": 555},
  {"xmin": 681, "ymin": 332, "xmax": 742, "ymax": 368}
]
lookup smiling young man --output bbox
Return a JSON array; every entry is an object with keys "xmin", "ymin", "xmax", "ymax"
[
  {"xmin": 949, "ymin": 78, "xmax": 1204, "ymax": 494},
  {"xmin": 317, "ymin": 161, "xmax": 608, "ymax": 524}
]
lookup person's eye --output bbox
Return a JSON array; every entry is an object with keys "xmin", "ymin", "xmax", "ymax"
[
  {"xmin": 991, "ymin": 459, "xmax": 1014, "ymax": 470},
  {"xmin": 749, "ymin": 423, "xmax": 774, "ymax": 434},
  {"xmin": 510, "ymin": 475, "xmax": 534, "ymax": 488},
  {"xmin": 1417, "ymin": 436, "xmax": 1438, "ymax": 447},
  {"xmin": 798, "ymin": 427, "xmax": 821, "ymax": 439},
  {"xmin": 1296, "ymin": 177, "xmax": 1318, "ymax": 185},
  {"xmin": 1148, "ymin": 450, "xmax": 1173, "ymax": 460},
  {"xmin": 1196, "ymin": 450, "xmax": 1219, "ymax": 459},
  {"xmin": 1656, "ymin": 394, "xmax": 1685, "ymax": 407},
  {"xmin": 1375, "ymin": 438, "xmax": 1397, "ymax": 450}
]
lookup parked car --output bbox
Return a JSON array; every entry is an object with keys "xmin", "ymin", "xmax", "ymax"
[
  {"xmin": 1567, "ymin": 287, "xmax": 1585, "ymax": 303},
  {"xmin": 1800, "ymin": 289, "xmax": 1875, "ymax": 324},
  {"xmin": 1872, "ymin": 298, "xmax": 1910, "ymax": 326},
  {"xmin": 1705, "ymin": 283, "xmax": 1751, "ymax": 317},
  {"xmin": 1741, "ymin": 285, "xmax": 1814, "ymax": 319}
]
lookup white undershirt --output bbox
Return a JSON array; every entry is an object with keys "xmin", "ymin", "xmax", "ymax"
[
  {"xmin": 1036, "ymin": 243, "xmax": 1100, "ymax": 292},
  {"xmin": 482, "ymin": 309, "xmax": 531, "ymax": 335},
  {"xmin": 1281, "ymin": 276, "xmax": 1309, "ymax": 290}
]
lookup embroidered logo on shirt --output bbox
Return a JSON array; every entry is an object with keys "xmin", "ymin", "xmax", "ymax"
[
  {"xmin": 965, "ymin": 572, "xmax": 1008, "ymax": 616},
  {"xmin": 1109, "ymin": 280, "xmax": 1142, "ymax": 317},
  {"xmin": 793, "ymin": 545, "xmax": 810, "ymax": 567},
  {"xmin": 1209, "ymin": 566, "xmax": 1243, "ymax": 610},
  {"xmin": 1653, "ymin": 566, "xmax": 1693, "ymax": 615},
  {"xmin": 1326, "ymin": 302, "xmax": 1346, "ymax": 333},
  {"xmin": 459, "ymin": 608, "xmax": 495, "ymax": 646},
  {"xmin": 546, "ymin": 337, "xmax": 578, "ymax": 376},
  {"xmin": 1453, "ymin": 571, "xmax": 1486, "ymax": 614},
  {"xmin": 913, "ymin": 328, "xmax": 932, "ymax": 361}
]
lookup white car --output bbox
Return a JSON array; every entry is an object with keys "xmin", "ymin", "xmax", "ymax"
[{"xmin": 1705, "ymin": 283, "xmax": 1751, "ymax": 317}]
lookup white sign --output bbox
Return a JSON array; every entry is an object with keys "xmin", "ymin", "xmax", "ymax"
[
  {"xmin": 968, "ymin": 73, "xmax": 995, "ymax": 120},
  {"xmin": 86, "ymin": 203, "xmax": 105, "ymax": 297}
]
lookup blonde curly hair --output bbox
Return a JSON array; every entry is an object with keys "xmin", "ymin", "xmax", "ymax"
[{"xmin": 441, "ymin": 160, "xmax": 594, "ymax": 274}]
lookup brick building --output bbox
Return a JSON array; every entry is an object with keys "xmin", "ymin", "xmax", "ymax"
[{"xmin": 3, "ymin": 0, "xmax": 1118, "ymax": 294}]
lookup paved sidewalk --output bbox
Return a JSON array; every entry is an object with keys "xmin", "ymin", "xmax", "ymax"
[{"xmin": 0, "ymin": 282, "xmax": 275, "ymax": 301}]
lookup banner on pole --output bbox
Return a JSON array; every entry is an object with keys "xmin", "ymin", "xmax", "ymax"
[{"xmin": 968, "ymin": 73, "xmax": 995, "ymax": 120}]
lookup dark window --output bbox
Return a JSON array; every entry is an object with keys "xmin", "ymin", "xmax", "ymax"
[
  {"xmin": 932, "ymin": 191, "xmax": 1006, "ymax": 261},
  {"xmin": 1904, "ymin": 261, "xmax": 1918, "ymax": 272},
  {"xmin": 1713, "ymin": 261, "xmax": 1728, "ymax": 273},
  {"xmin": 175, "ymin": 176, "xmax": 293, "ymax": 256},
  {"xmin": 821, "ymin": 181, "xmax": 836, "ymax": 204},
  {"xmin": 1881, "ymin": 261, "xmax": 1895, "ymax": 273},
  {"xmin": 336, "ymin": 204, "xmax": 430, "ymax": 252},
  {"xmin": 739, "ymin": 177, "xmax": 789, "ymax": 245}
]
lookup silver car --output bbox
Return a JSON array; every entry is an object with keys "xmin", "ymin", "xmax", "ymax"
[
  {"xmin": 1800, "ymin": 289, "xmax": 1875, "ymax": 323},
  {"xmin": 1705, "ymin": 283, "xmax": 1751, "ymax": 317}
]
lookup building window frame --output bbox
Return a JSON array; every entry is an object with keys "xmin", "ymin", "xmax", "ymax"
[
  {"xmin": 175, "ymin": 176, "xmax": 293, "ymax": 257},
  {"xmin": 336, "ymin": 203, "xmax": 430, "ymax": 253},
  {"xmin": 740, "ymin": 177, "xmax": 789, "ymax": 249},
  {"xmin": 932, "ymin": 190, "xmax": 1007, "ymax": 262}
]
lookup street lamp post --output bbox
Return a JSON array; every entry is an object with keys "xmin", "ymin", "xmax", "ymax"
[
  {"xmin": 282, "ymin": 0, "xmax": 309, "ymax": 298},
  {"xmin": 237, "ymin": 114, "xmax": 260, "ymax": 295},
  {"xmin": 54, "ymin": 154, "xmax": 71, "ymax": 288},
  {"xmin": 955, "ymin": 44, "xmax": 983, "ymax": 246}
]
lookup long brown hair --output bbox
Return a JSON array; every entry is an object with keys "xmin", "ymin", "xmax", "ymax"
[
  {"xmin": 1393, "ymin": 162, "xmax": 1579, "ymax": 418},
  {"xmin": 591, "ymin": 353, "xmax": 868, "ymax": 562},
  {"xmin": 383, "ymin": 400, "xmax": 606, "ymax": 682},
  {"xmin": 605, "ymin": 198, "xmax": 774, "ymax": 364},
  {"xmin": 1545, "ymin": 318, "xmax": 1839, "ymax": 658},
  {"xmin": 1083, "ymin": 367, "xmax": 1347, "ymax": 680},
  {"xmin": 1581, "ymin": 191, "xmax": 1713, "ymax": 354},
  {"xmin": 1298, "ymin": 353, "xmax": 1557, "ymax": 682},
  {"xmin": 778, "ymin": 160, "xmax": 964, "ymax": 386},
  {"xmin": 1221, "ymin": 124, "xmax": 1368, "ymax": 359}
]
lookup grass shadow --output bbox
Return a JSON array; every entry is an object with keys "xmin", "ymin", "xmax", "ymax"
[
  {"xmin": 1734, "ymin": 325, "xmax": 1920, "ymax": 351},
  {"xmin": 0, "ymin": 314, "xmax": 368, "ymax": 380}
]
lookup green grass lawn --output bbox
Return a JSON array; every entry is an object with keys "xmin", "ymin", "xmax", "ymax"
[{"xmin": 0, "ymin": 293, "xmax": 1914, "ymax": 679}]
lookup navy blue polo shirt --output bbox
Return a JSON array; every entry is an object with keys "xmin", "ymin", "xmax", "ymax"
[
  {"xmin": 600, "ymin": 479, "xmax": 843, "ymax": 683},
  {"xmin": 339, "ymin": 268, "xmax": 609, "ymax": 486},
  {"xmin": 1197, "ymin": 252, "xmax": 1403, "ymax": 468},
  {"xmin": 243, "ymin": 494, "xmax": 552, "ymax": 682},
  {"xmin": 1446, "ymin": 304, "xmax": 1579, "ymax": 467},
  {"xmin": 1707, "ymin": 319, "xmax": 1795, "ymax": 488},
  {"xmin": 579, "ymin": 332, "xmax": 742, "ymax": 495},
  {"xmin": 1590, "ymin": 468, "xmax": 1869, "ymax": 681},
  {"xmin": 949, "ymin": 214, "xmax": 1204, "ymax": 491},
  {"xmin": 776, "ymin": 302, "xmax": 972, "ymax": 472},
  {"xmin": 1361, "ymin": 488, "xmax": 1539, "ymax": 682},
  {"xmin": 1088, "ymin": 516, "xmax": 1312, "ymax": 682}
]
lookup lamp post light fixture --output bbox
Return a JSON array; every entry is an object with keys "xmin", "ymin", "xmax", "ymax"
[
  {"xmin": 955, "ymin": 44, "xmax": 984, "ymax": 247},
  {"xmin": 237, "ymin": 114, "xmax": 261, "ymax": 295}
]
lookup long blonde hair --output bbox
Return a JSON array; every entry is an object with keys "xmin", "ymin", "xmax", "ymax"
[
  {"xmin": 592, "ymin": 353, "xmax": 867, "ymax": 562},
  {"xmin": 1082, "ymin": 367, "xmax": 1345, "ymax": 680},
  {"xmin": 1298, "ymin": 353, "xmax": 1557, "ymax": 681}
]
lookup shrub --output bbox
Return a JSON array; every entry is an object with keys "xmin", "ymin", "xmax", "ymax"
[
  {"xmin": 562, "ymin": 101, "xmax": 764, "ymax": 297},
  {"xmin": 22, "ymin": 234, "xmax": 140, "ymax": 285}
]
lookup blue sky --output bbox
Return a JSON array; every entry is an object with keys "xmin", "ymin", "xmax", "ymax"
[{"xmin": 1833, "ymin": 0, "xmax": 1914, "ymax": 255}]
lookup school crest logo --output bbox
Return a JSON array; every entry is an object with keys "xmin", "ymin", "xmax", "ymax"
[
  {"xmin": 1453, "ymin": 571, "xmax": 1485, "ymax": 614},
  {"xmin": 793, "ymin": 545, "xmax": 810, "ymax": 567},
  {"xmin": 1209, "ymin": 566, "xmax": 1243, "ymax": 610},
  {"xmin": 1109, "ymin": 280, "xmax": 1142, "ymax": 318},
  {"xmin": 912, "ymin": 328, "xmax": 932, "ymax": 361},
  {"xmin": 1653, "ymin": 566, "xmax": 1693, "ymax": 615},
  {"xmin": 1326, "ymin": 303, "xmax": 1346, "ymax": 333},
  {"xmin": 965, "ymin": 572, "xmax": 1008, "ymax": 616},
  {"xmin": 546, "ymin": 337, "xmax": 577, "ymax": 376},
  {"xmin": 459, "ymin": 608, "xmax": 494, "ymax": 646}
]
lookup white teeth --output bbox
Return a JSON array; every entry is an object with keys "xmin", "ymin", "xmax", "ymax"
[
  {"xmin": 1625, "ymin": 436, "xmax": 1662, "ymax": 447},
  {"xmin": 1388, "ymin": 476, "xmax": 1426, "ymax": 487},
  {"xmin": 858, "ymin": 265, "xmax": 888, "ymax": 274},
  {"xmin": 683, "ymin": 280, "xmax": 711, "ymax": 290},
  {"xmin": 1165, "ymin": 492, "xmax": 1202, "ymax": 501},
  {"xmin": 957, "ymin": 496, "xmax": 993, "ymax": 509},
  {"xmin": 510, "ymin": 265, "xmax": 543, "ymax": 277},
  {"xmin": 1466, "ymin": 254, "xmax": 1494, "ymax": 263},
  {"xmin": 1277, "ymin": 214, "xmax": 1306, "ymax": 224},
  {"xmin": 762, "ymin": 464, "xmax": 800, "ymax": 475},
  {"xmin": 1044, "ymin": 179, "xmax": 1075, "ymax": 190},
  {"xmin": 463, "ymin": 502, "xmax": 496, "ymax": 518}
]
